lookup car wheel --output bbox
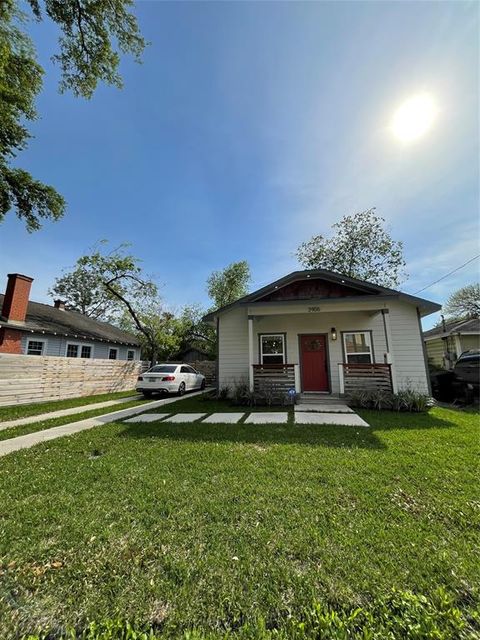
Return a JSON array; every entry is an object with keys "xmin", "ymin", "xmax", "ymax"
[
  {"xmin": 200, "ymin": 379, "xmax": 206, "ymax": 390},
  {"xmin": 142, "ymin": 391, "xmax": 153, "ymax": 399},
  {"xmin": 178, "ymin": 382, "xmax": 186, "ymax": 396}
]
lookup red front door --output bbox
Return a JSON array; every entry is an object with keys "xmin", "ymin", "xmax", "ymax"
[{"xmin": 300, "ymin": 334, "xmax": 329, "ymax": 392}]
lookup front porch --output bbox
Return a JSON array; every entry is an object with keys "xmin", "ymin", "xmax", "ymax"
[
  {"xmin": 252, "ymin": 362, "xmax": 393, "ymax": 396},
  {"xmin": 247, "ymin": 300, "xmax": 397, "ymax": 396}
]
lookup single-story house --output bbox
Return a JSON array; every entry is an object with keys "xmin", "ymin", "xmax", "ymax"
[
  {"xmin": 204, "ymin": 269, "xmax": 441, "ymax": 396},
  {"xmin": 0, "ymin": 273, "xmax": 141, "ymax": 360},
  {"xmin": 424, "ymin": 317, "xmax": 480, "ymax": 370}
]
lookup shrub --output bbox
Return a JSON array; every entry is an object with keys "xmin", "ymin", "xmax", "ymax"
[
  {"xmin": 232, "ymin": 380, "xmax": 250, "ymax": 405},
  {"xmin": 230, "ymin": 380, "xmax": 260, "ymax": 407},
  {"xmin": 348, "ymin": 388, "xmax": 430, "ymax": 412},
  {"xmin": 217, "ymin": 386, "xmax": 230, "ymax": 400},
  {"xmin": 392, "ymin": 389, "xmax": 431, "ymax": 413},
  {"xmin": 255, "ymin": 381, "xmax": 295, "ymax": 407}
]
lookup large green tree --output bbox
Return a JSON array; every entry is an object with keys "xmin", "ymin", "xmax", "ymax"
[
  {"xmin": 177, "ymin": 304, "xmax": 216, "ymax": 358},
  {"xmin": 207, "ymin": 260, "xmax": 251, "ymax": 309},
  {"xmin": 443, "ymin": 283, "xmax": 480, "ymax": 320},
  {"xmin": 118, "ymin": 304, "xmax": 184, "ymax": 363},
  {"xmin": 50, "ymin": 243, "xmax": 160, "ymax": 364},
  {"xmin": 296, "ymin": 209, "xmax": 407, "ymax": 288},
  {"xmin": 1, "ymin": 0, "xmax": 145, "ymax": 231}
]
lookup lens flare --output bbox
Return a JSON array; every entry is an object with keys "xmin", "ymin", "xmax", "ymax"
[{"xmin": 391, "ymin": 94, "xmax": 438, "ymax": 142}]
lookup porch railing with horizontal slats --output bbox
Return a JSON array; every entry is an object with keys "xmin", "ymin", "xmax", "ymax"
[
  {"xmin": 252, "ymin": 364, "xmax": 297, "ymax": 393},
  {"xmin": 339, "ymin": 363, "xmax": 393, "ymax": 394}
]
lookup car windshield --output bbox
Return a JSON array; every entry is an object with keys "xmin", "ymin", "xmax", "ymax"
[
  {"xmin": 457, "ymin": 355, "xmax": 480, "ymax": 364},
  {"xmin": 148, "ymin": 365, "xmax": 177, "ymax": 373}
]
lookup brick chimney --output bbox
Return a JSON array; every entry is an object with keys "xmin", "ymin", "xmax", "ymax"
[
  {"xmin": 54, "ymin": 300, "xmax": 66, "ymax": 311},
  {"xmin": 1, "ymin": 273, "xmax": 33, "ymax": 323}
]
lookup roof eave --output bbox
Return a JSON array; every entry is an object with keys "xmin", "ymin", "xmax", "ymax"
[
  {"xmin": 203, "ymin": 269, "xmax": 441, "ymax": 321},
  {"xmin": 0, "ymin": 320, "xmax": 140, "ymax": 347}
]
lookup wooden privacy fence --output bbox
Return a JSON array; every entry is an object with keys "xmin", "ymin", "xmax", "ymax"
[
  {"xmin": 165, "ymin": 360, "xmax": 216, "ymax": 386},
  {"xmin": 189, "ymin": 360, "xmax": 216, "ymax": 385},
  {"xmin": 0, "ymin": 354, "xmax": 143, "ymax": 407}
]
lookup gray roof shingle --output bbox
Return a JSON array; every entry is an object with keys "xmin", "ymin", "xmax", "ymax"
[
  {"xmin": 0, "ymin": 295, "xmax": 140, "ymax": 346},
  {"xmin": 423, "ymin": 317, "xmax": 480, "ymax": 339}
]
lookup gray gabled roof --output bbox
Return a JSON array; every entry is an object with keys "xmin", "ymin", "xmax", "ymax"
[
  {"xmin": 203, "ymin": 268, "xmax": 441, "ymax": 322},
  {"xmin": 0, "ymin": 294, "xmax": 140, "ymax": 346},
  {"xmin": 423, "ymin": 317, "xmax": 480, "ymax": 339}
]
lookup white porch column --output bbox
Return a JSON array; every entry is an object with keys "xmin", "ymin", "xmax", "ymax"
[
  {"xmin": 248, "ymin": 316, "xmax": 254, "ymax": 391},
  {"xmin": 338, "ymin": 363, "xmax": 345, "ymax": 394},
  {"xmin": 382, "ymin": 309, "xmax": 398, "ymax": 392}
]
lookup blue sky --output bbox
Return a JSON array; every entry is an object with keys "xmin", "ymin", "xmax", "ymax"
[{"xmin": 1, "ymin": 1, "xmax": 478, "ymax": 329}]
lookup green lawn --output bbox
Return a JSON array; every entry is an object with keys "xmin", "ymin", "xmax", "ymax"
[
  {"xmin": 0, "ymin": 389, "xmax": 139, "ymax": 422},
  {"xmin": 0, "ymin": 398, "xmax": 149, "ymax": 442},
  {"xmin": 0, "ymin": 405, "xmax": 478, "ymax": 639}
]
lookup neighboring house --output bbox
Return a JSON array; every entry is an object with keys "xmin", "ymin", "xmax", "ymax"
[
  {"xmin": 204, "ymin": 269, "xmax": 441, "ymax": 396},
  {"xmin": 423, "ymin": 317, "xmax": 480, "ymax": 370},
  {"xmin": 0, "ymin": 273, "xmax": 141, "ymax": 360}
]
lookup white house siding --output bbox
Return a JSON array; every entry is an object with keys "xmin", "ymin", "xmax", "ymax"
[
  {"xmin": 425, "ymin": 338, "xmax": 445, "ymax": 368},
  {"xmin": 217, "ymin": 299, "xmax": 430, "ymax": 394},
  {"xmin": 388, "ymin": 301, "xmax": 429, "ymax": 392},
  {"xmin": 20, "ymin": 333, "xmax": 139, "ymax": 361},
  {"xmin": 217, "ymin": 307, "xmax": 250, "ymax": 387}
]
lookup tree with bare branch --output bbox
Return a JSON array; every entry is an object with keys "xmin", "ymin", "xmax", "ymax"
[{"xmin": 50, "ymin": 243, "xmax": 160, "ymax": 365}]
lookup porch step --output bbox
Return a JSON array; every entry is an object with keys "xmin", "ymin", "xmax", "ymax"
[{"xmin": 295, "ymin": 403, "xmax": 354, "ymax": 414}]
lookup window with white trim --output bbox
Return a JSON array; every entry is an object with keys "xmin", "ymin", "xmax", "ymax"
[
  {"xmin": 108, "ymin": 348, "xmax": 118, "ymax": 360},
  {"xmin": 27, "ymin": 340, "xmax": 45, "ymax": 356},
  {"xmin": 343, "ymin": 332, "xmax": 373, "ymax": 364},
  {"xmin": 127, "ymin": 349, "xmax": 135, "ymax": 361},
  {"xmin": 260, "ymin": 334, "xmax": 286, "ymax": 365},
  {"xmin": 66, "ymin": 342, "xmax": 93, "ymax": 358}
]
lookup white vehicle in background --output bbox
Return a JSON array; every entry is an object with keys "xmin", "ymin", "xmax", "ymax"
[{"xmin": 136, "ymin": 363, "xmax": 206, "ymax": 398}]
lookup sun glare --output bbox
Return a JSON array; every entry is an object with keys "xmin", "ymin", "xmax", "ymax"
[{"xmin": 391, "ymin": 94, "xmax": 438, "ymax": 142}]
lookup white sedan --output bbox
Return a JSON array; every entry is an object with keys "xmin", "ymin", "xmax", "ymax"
[{"xmin": 136, "ymin": 364, "xmax": 206, "ymax": 398}]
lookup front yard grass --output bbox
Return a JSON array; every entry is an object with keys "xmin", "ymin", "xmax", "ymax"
[
  {"xmin": 0, "ymin": 389, "xmax": 139, "ymax": 423},
  {"xmin": 0, "ymin": 406, "xmax": 478, "ymax": 638},
  {"xmin": 0, "ymin": 398, "xmax": 150, "ymax": 443}
]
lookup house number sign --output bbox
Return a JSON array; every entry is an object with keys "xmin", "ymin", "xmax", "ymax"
[{"xmin": 308, "ymin": 306, "xmax": 321, "ymax": 312}]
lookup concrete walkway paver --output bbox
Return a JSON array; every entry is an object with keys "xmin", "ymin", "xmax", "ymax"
[
  {"xmin": 202, "ymin": 412, "xmax": 244, "ymax": 424},
  {"xmin": 295, "ymin": 412, "xmax": 369, "ymax": 427},
  {"xmin": 0, "ymin": 390, "xmax": 209, "ymax": 458},
  {"xmin": 0, "ymin": 395, "xmax": 141, "ymax": 432},
  {"xmin": 163, "ymin": 413, "xmax": 206, "ymax": 423},
  {"xmin": 244, "ymin": 412, "xmax": 288, "ymax": 424},
  {"xmin": 124, "ymin": 413, "xmax": 170, "ymax": 423}
]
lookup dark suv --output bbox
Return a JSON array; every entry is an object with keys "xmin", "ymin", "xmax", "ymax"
[{"xmin": 453, "ymin": 350, "xmax": 480, "ymax": 401}]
